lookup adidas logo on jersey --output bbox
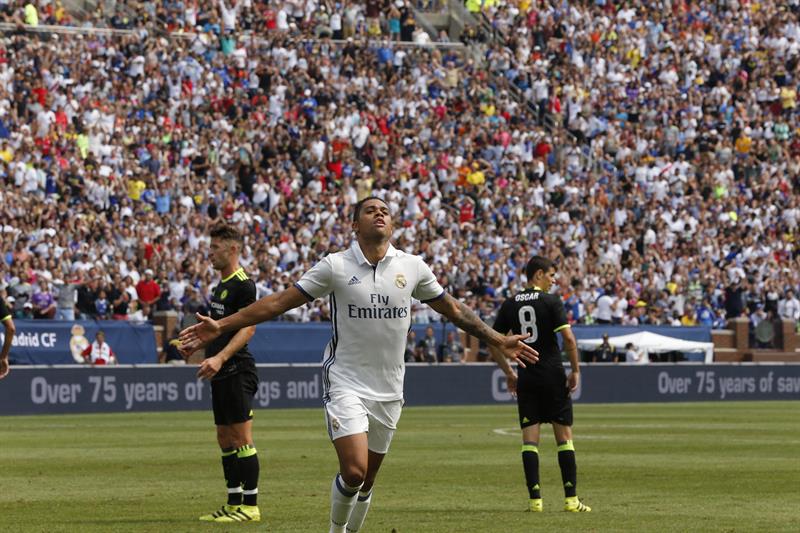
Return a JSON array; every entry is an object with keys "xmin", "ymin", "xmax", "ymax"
[{"xmin": 348, "ymin": 276, "xmax": 361, "ymax": 286}]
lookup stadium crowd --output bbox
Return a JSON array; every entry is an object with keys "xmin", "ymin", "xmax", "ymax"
[
  {"xmin": 29, "ymin": 0, "xmax": 437, "ymax": 43},
  {"xmin": 1, "ymin": 0, "xmax": 800, "ymax": 338}
]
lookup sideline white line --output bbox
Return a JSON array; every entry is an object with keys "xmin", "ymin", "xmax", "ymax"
[{"xmin": 492, "ymin": 427, "xmax": 615, "ymax": 439}]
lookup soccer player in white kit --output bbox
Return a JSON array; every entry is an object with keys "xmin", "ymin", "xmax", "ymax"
[{"xmin": 180, "ymin": 197, "xmax": 538, "ymax": 532}]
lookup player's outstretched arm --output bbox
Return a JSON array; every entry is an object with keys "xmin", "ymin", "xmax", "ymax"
[
  {"xmin": 428, "ymin": 294, "xmax": 538, "ymax": 366},
  {"xmin": 179, "ymin": 286, "xmax": 309, "ymax": 352}
]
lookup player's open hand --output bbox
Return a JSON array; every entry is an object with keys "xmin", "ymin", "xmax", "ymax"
[
  {"xmin": 567, "ymin": 370, "xmax": 580, "ymax": 393},
  {"xmin": 0, "ymin": 358, "xmax": 9, "ymax": 380},
  {"xmin": 500, "ymin": 333, "xmax": 538, "ymax": 368},
  {"xmin": 179, "ymin": 314, "xmax": 221, "ymax": 352},
  {"xmin": 505, "ymin": 370, "xmax": 518, "ymax": 398},
  {"xmin": 197, "ymin": 355, "xmax": 223, "ymax": 380}
]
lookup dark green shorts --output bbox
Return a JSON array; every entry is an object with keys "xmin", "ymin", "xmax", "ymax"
[{"xmin": 211, "ymin": 370, "xmax": 259, "ymax": 426}]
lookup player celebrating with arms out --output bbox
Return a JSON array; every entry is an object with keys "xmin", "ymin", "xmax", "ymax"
[
  {"xmin": 490, "ymin": 256, "xmax": 591, "ymax": 513},
  {"xmin": 180, "ymin": 196, "xmax": 538, "ymax": 533},
  {"xmin": 185, "ymin": 224, "xmax": 262, "ymax": 523}
]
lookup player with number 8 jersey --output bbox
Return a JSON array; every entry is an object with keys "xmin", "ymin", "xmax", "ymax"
[
  {"xmin": 492, "ymin": 266, "xmax": 572, "ymax": 424},
  {"xmin": 491, "ymin": 255, "xmax": 591, "ymax": 513}
]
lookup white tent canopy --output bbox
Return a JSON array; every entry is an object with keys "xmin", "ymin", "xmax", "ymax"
[{"xmin": 577, "ymin": 331, "xmax": 714, "ymax": 363}]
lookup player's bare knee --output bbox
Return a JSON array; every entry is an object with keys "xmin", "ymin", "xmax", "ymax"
[
  {"xmin": 340, "ymin": 466, "xmax": 367, "ymax": 487},
  {"xmin": 553, "ymin": 423, "xmax": 573, "ymax": 443},
  {"xmin": 228, "ymin": 431, "xmax": 252, "ymax": 449},
  {"xmin": 216, "ymin": 426, "xmax": 233, "ymax": 449}
]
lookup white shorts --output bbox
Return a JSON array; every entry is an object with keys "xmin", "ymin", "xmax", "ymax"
[{"xmin": 323, "ymin": 392, "xmax": 403, "ymax": 454}]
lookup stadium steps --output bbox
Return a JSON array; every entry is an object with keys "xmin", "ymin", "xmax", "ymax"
[
  {"xmin": 414, "ymin": 0, "xmax": 478, "ymax": 42},
  {"xmin": 449, "ymin": 1, "xmax": 601, "ymax": 175},
  {"xmin": 714, "ymin": 348, "xmax": 741, "ymax": 362},
  {"xmin": 749, "ymin": 350, "xmax": 800, "ymax": 363},
  {"xmin": 716, "ymin": 348, "xmax": 800, "ymax": 363}
]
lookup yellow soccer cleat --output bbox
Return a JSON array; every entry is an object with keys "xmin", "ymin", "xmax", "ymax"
[
  {"xmin": 213, "ymin": 504, "xmax": 261, "ymax": 522},
  {"xmin": 199, "ymin": 505, "xmax": 242, "ymax": 521},
  {"xmin": 527, "ymin": 498, "xmax": 543, "ymax": 512},
  {"xmin": 564, "ymin": 496, "xmax": 591, "ymax": 512}
]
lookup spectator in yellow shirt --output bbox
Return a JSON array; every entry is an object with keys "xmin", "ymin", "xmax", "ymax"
[
  {"xmin": 735, "ymin": 129, "xmax": 752, "ymax": 154},
  {"xmin": 127, "ymin": 178, "xmax": 146, "ymax": 201},
  {"xmin": 780, "ymin": 86, "xmax": 797, "ymax": 112},
  {"xmin": 23, "ymin": 3, "xmax": 39, "ymax": 26},
  {"xmin": 0, "ymin": 143, "xmax": 12, "ymax": 163},
  {"xmin": 680, "ymin": 307, "xmax": 698, "ymax": 326},
  {"xmin": 466, "ymin": 162, "xmax": 487, "ymax": 187}
]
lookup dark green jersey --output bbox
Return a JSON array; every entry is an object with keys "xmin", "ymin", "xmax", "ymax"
[
  {"xmin": 207, "ymin": 267, "xmax": 256, "ymax": 380},
  {"xmin": 492, "ymin": 287, "xmax": 569, "ymax": 369}
]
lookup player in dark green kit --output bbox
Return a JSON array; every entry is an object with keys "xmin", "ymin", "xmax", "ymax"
[
  {"xmin": 491, "ymin": 256, "xmax": 591, "ymax": 513},
  {"xmin": 181, "ymin": 224, "xmax": 261, "ymax": 522}
]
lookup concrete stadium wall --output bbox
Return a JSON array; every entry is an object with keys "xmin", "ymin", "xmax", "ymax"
[{"xmin": 0, "ymin": 364, "xmax": 798, "ymax": 416}]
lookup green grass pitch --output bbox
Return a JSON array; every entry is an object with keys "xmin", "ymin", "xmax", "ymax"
[{"xmin": 1, "ymin": 402, "xmax": 798, "ymax": 532}]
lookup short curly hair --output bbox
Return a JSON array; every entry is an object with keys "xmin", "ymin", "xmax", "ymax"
[{"xmin": 209, "ymin": 223, "xmax": 243, "ymax": 243}]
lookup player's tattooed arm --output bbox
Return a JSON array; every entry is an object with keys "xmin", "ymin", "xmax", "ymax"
[
  {"xmin": 428, "ymin": 294, "xmax": 538, "ymax": 365},
  {"xmin": 439, "ymin": 295, "xmax": 503, "ymax": 346}
]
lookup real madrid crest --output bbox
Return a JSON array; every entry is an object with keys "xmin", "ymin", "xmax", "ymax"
[
  {"xmin": 331, "ymin": 417, "xmax": 340, "ymax": 431},
  {"xmin": 395, "ymin": 273, "xmax": 407, "ymax": 289},
  {"xmin": 220, "ymin": 289, "xmax": 229, "ymax": 300}
]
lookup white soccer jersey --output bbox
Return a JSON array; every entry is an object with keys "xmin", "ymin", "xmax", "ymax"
[{"xmin": 295, "ymin": 241, "xmax": 445, "ymax": 401}]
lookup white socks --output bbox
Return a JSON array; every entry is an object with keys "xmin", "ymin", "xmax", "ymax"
[
  {"xmin": 329, "ymin": 474, "xmax": 363, "ymax": 533},
  {"xmin": 345, "ymin": 489, "xmax": 373, "ymax": 533}
]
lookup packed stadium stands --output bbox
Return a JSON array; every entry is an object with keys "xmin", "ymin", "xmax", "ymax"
[{"xmin": 1, "ymin": 0, "xmax": 800, "ymax": 338}]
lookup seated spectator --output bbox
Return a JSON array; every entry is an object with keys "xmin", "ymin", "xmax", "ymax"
[
  {"xmin": 440, "ymin": 330, "xmax": 464, "ymax": 363},
  {"xmin": 140, "ymin": 302, "xmax": 153, "ymax": 321},
  {"xmin": 180, "ymin": 286, "xmax": 208, "ymax": 330},
  {"xmin": 81, "ymin": 331, "xmax": 116, "ymax": 365},
  {"xmin": 19, "ymin": 302, "xmax": 35, "ymax": 320},
  {"xmin": 779, "ymin": 290, "xmax": 800, "ymax": 322},
  {"xmin": 128, "ymin": 300, "xmax": 147, "ymax": 323},
  {"xmin": 163, "ymin": 338, "xmax": 187, "ymax": 365},
  {"xmin": 404, "ymin": 330, "xmax": 420, "ymax": 362},
  {"xmin": 680, "ymin": 306, "xmax": 698, "ymax": 327},
  {"xmin": 417, "ymin": 326, "xmax": 438, "ymax": 363},
  {"xmin": 94, "ymin": 290, "xmax": 110, "ymax": 320}
]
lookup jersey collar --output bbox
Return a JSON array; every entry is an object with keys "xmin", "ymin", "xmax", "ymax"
[
  {"xmin": 351, "ymin": 240, "xmax": 398, "ymax": 266},
  {"xmin": 221, "ymin": 267, "xmax": 244, "ymax": 283}
]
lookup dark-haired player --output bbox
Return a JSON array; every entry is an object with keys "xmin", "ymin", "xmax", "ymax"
[
  {"xmin": 491, "ymin": 255, "xmax": 591, "ymax": 513},
  {"xmin": 187, "ymin": 223, "xmax": 260, "ymax": 523}
]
